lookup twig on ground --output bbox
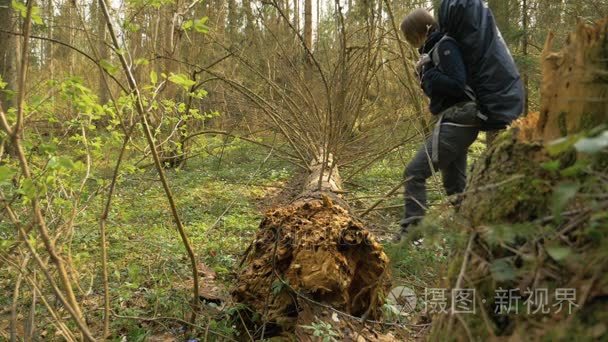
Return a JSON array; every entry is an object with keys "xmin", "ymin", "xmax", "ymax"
[
  {"xmin": 446, "ymin": 232, "xmax": 476, "ymax": 334},
  {"xmin": 360, "ymin": 177, "xmax": 411, "ymax": 217}
]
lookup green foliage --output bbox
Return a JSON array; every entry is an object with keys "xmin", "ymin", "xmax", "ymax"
[
  {"xmin": 11, "ymin": 0, "xmax": 43, "ymax": 25},
  {"xmin": 168, "ymin": 73, "xmax": 196, "ymax": 90},
  {"xmin": 545, "ymin": 244, "xmax": 572, "ymax": 262},
  {"xmin": 550, "ymin": 182, "xmax": 579, "ymax": 219},
  {"xmin": 182, "ymin": 17, "xmax": 210, "ymax": 33},
  {"xmin": 0, "ymin": 165, "xmax": 15, "ymax": 185},
  {"xmin": 430, "ymin": 126, "xmax": 608, "ymax": 341},
  {"xmin": 100, "ymin": 59, "xmax": 119, "ymax": 75},
  {"xmin": 483, "ymin": 223, "xmax": 543, "ymax": 247},
  {"xmin": 490, "ymin": 258, "xmax": 517, "ymax": 282},
  {"xmin": 150, "ymin": 70, "xmax": 158, "ymax": 85},
  {"xmin": 126, "ymin": 0, "xmax": 173, "ymax": 9},
  {"xmin": 301, "ymin": 320, "xmax": 340, "ymax": 342},
  {"xmin": 271, "ymin": 279, "xmax": 287, "ymax": 295}
]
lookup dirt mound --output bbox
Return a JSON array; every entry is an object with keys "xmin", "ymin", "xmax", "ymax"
[{"xmin": 232, "ymin": 195, "xmax": 391, "ymax": 338}]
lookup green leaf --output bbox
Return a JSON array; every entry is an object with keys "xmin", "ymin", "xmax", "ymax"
[
  {"xmin": 271, "ymin": 280, "xmax": 284, "ymax": 295},
  {"xmin": 48, "ymin": 156, "xmax": 75, "ymax": 171},
  {"xmin": 484, "ymin": 225, "xmax": 516, "ymax": 246},
  {"xmin": 40, "ymin": 142, "xmax": 57, "ymax": 155},
  {"xmin": 191, "ymin": 88, "xmax": 208, "ymax": 99},
  {"xmin": 168, "ymin": 73, "xmax": 196, "ymax": 90},
  {"xmin": 11, "ymin": 0, "xmax": 26, "ymax": 17},
  {"xmin": 19, "ymin": 178, "xmax": 36, "ymax": 199},
  {"xmin": 0, "ymin": 238, "xmax": 15, "ymax": 252},
  {"xmin": 181, "ymin": 19, "xmax": 193, "ymax": 30},
  {"xmin": 31, "ymin": 5, "xmax": 43, "ymax": 25},
  {"xmin": 551, "ymin": 182, "xmax": 579, "ymax": 218},
  {"xmin": 11, "ymin": 1, "xmax": 43, "ymax": 25},
  {"xmin": 560, "ymin": 159, "xmax": 590, "ymax": 177},
  {"xmin": 57, "ymin": 156, "xmax": 75, "ymax": 170},
  {"xmin": 541, "ymin": 160, "xmax": 561, "ymax": 172},
  {"xmin": 0, "ymin": 165, "xmax": 16, "ymax": 184},
  {"xmin": 575, "ymin": 131, "xmax": 608, "ymax": 154},
  {"xmin": 547, "ymin": 135, "xmax": 580, "ymax": 156},
  {"xmin": 150, "ymin": 70, "xmax": 158, "ymax": 85},
  {"xmin": 490, "ymin": 258, "xmax": 517, "ymax": 282},
  {"xmin": 134, "ymin": 58, "xmax": 149, "ymax": 66},
  {"xmin": 100, "ymin": 59, "xmax": 118, "ymax": 75},
  {"xmin": 546, "ymin": 245, "xmax": 571, "ymax": 261},
  {"xmin": 193, "ymin": 17, "xmax": 209, "ymax": 33},
  {"xmin": 125, "ymin": 22, "xmax": 140, "ymax": 33}
]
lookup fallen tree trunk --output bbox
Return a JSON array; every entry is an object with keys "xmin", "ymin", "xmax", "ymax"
[{"xmin": 232, "ymin": 153, "xmax": 391, "ymax": 339}]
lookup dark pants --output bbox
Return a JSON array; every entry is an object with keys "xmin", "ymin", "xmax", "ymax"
[{"xmin": 401, "ymin": 124, "xmax": 479, "ymax": 230}]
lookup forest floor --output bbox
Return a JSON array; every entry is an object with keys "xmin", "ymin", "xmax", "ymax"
[{"xmin": 1, "ymin": 133, "xmax": 488, "ymax": 341}]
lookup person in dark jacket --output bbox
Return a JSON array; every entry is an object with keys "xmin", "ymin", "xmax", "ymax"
[{"xmin": 396, "ymin": 9, "xmax": 480, "ymax": 240}]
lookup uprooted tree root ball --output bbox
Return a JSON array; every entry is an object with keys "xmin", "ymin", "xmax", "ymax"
[{"xmin": 232, "ymin": 194, "xmax": 391, "ymax": 338}]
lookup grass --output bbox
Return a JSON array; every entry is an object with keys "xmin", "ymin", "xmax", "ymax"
[
  {"xmin": 1, "ymin": 131, "xmax": 489, "ymax": 340},
  {"xmin": 46, "ymin": 136, "xmax": 295, "ymax": 340},
  {"xmin": 345, "ymin": 132, "xmax": 488, "ymax": 321}
]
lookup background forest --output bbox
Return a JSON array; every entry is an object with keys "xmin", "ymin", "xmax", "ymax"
[{"xmin": 0, "ymin": 0, "xmax": 607, "ymax": 341}]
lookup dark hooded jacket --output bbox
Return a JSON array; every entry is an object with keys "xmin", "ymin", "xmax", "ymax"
[{"xmin": 419, "ymin": 31, "xmax": 470, "ymax": 115}]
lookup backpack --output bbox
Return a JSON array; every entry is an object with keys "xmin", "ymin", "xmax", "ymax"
[{"xmin": 436, "ymin": 0, "xmax": 524, "ymax": 129}]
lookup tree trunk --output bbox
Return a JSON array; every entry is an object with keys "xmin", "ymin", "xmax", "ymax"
[
  {"xmin": 536, "ymin": 18, "xmax": 608, "ymax": 141},
  {"xmin": 96, "ymin": 1, "xmax": 109, "ymax": 104},
  {"xmin": 233, "ymin": 153, "xmax": 390, "ymax": 339},
  {"xmin": 294, "ymin": 0, "xmax": 300, "ymax": 32},
  {"xmin": 0, "ymin": 0, "xmax": 20, "ymax": 158},
  {"xmin": 521, "ymin": 0, "xmax": 530, "ymax": 115},
  {"xmin": 227, "ymin": 0, "xmax": 237, "ymax": 36},
  {"xmin": 0, "ymin": 0, "xmax": 20, "ymax": 112},
  {"xmin": 304, "ymin": 0, "xmax": 313, "ymax": 80},
  {"xmin": 243, "ymin": 0, "xmax": 255, "ymax": 36}
]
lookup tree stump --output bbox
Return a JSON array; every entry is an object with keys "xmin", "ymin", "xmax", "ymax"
[{"xmin": 537, "ymin": 18, "xmax": 608, "ymax": 141}]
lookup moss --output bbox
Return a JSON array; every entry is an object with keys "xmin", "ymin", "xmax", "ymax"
[
  {"xmin": 428, "ymin": 126, "xmax": 608, "ymax": 341},
  {"xmin": 579, "ymin": 111, "xmax": 601, "ymax": 132},
  {"xmin": 459, "ymin": 133, "xmax": 550, "ymax": 225}
]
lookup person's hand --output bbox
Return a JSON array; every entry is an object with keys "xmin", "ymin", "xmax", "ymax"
[
  {"xmin": 416, "ymin": 54, "xmax": 432, "ymax": 76},
  {"xmin": 421, "ymin": 66, "xmax": 436, "ymax": 82}
]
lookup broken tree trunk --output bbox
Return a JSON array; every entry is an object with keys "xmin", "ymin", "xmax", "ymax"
[
  {"xmin": 233, "ymin": 153, "xmax": 391, "ymax": 338},
  {"xmin": 537, "ymin": 18, "xmax": 608, "ymax": 141}
]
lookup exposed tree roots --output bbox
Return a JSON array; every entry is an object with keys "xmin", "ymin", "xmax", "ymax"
[{"xmin": 233, "ymin": 194, "xmax": 391, "ymax": 338}]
